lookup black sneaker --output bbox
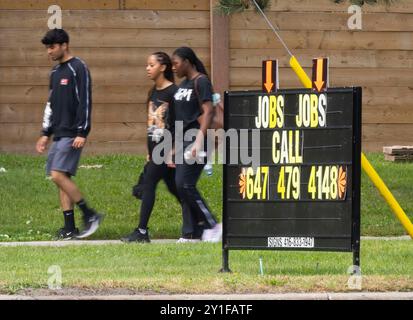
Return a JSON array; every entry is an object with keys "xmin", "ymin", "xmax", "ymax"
[
  {"xmin": 76, "ymin": 212, "xmax": 104, "ymax": 239},
  {"xmin": 56, "ymin": 227, "xmax": 79, "ymax": 241},
  {"xmin": 120, "ymin": 228, "xmax": 150, "ymax": 243}
]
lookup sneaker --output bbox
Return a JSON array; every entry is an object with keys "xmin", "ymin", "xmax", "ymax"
[
  {"xmin": 193, "ymin": 224, "xmax": 205, "ymax": 239},
  {"xmin": 176, "ymin": 237, "xmax": 201, "ymax": 243},
  {"xmin": 120, "ymin": 228, "xmax": 150, "ymax": 243},
  {"xmin": 76, "ymin": 212, "xmax": 104, "ymax": 239},
  {"xmin": 56, "ymin": 227, "xmax": 79, "ymax": 241},
  {"xmin": 202, "ymin": 223, "xmax": 222, "ymax": 243}
]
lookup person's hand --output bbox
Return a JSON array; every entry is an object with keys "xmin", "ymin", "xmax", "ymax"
[
  {"xmin": 72, "ymin": 137, "xmax": 86, "ymax": 149},
  {"xmin": 36, "ymin": 136, "xmax": 49, "ymax": 154},
  {"xmin": 166, "ymin": 148, "xmax": 176, "ymax": 168},
  {"xmin": 146, "ymin": 154, "xmax": 151, "ymax": 162},
  {"xmin": 191, "ymin": 139, "xmax": 203, "ymax": 159}
]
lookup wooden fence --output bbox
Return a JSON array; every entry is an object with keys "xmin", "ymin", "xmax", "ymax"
[
  {"xmin": 0, "ymin": 0, "xmax": 412, "ymax": 153},
  {"xmin": 0, "ymin": 0, "xmax": 211, "ymax": 154}
]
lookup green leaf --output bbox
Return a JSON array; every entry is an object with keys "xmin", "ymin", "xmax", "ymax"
[{"xmin": 215, "ymin": 0, "xmax": 271, "ymax": 16}]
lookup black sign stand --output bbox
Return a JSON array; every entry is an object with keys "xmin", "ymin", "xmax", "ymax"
[
  {"xmin": 351, "ymin": 87, "xmax": 362, "ymax": 272},
  {"xmin": 221, "ymin": 89, "xmax": 231, "ymax": 273},
  {"xmin": 221, "ymin": 88, "xmax": 362, "ymax": 273}
]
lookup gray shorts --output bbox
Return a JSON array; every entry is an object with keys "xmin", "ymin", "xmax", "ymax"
[{"xmin": 46, "ymin": 137, "xmax": 82, "ymax": 177}]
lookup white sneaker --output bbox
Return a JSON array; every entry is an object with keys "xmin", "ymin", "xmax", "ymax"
[
  {"xmin": 76, "ymin": 213, "xmax": 104, "ymax": 239},
  {"xmin": 202, "ymin": 223, "xmax": 222, "ymax": 243},
  {"xmin": 176, "ymin": 238, "xmax": 201, "ymax": 243}
]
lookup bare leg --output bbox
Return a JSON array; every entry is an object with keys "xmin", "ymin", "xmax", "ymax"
[
  {"xmin": 51, "ymin": 171, "xmax": 102, "ymax": 239},
  {"xmin": 59, "ymin": 187, "xmax": 74, "ymax": 211},
  {"xmin": 51, "ymin": 170, "xmax": 83, "ymax": 204}
]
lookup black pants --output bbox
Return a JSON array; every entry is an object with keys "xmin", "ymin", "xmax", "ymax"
[
  {"xmin": 175, "ymin": 161, "xmax": 217, "ymax": 238},
  {"xmin": 138, "ymin": 161, "xmax": 185, "ymax": 230}
]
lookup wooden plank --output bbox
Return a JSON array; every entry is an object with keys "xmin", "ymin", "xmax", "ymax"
[
  {"xmin": 0, "ymin": 10, "xmax": 210, "ymax": 29},
  {"xmin": 383, "ymin": 146, "xmax": 413, "ymax": 154},
  {"xmin": 384, "ymin": 154, "xmax": 413, "ymax": 161},
  {"xmin": 0, "ymin": 123, "xmax": 148, "ymax": 144},
  {"xmin": 0, "ymin": 66, "xmax": 211, "ymax": 85},
  {"xmin": 210, "ymin": 1, "xmax": 229, "ymax": 96},
  {"xmin": 0, "ymin": 66, "xmax": 147, "ymax": 86},
  {"xmin": 228, "ymin": 67, "xmax": 413, "ymax": 87},
  {"xmin": 350, "ymin": 142, "xmax": 388, "ymax": 153},
  {"xmin": 82, "ymin": 141, "xmax": 146, "ymax": 155},
  {"xmin": 230, "ymin": 30, "xmax": 413, "ymax": 50},
  {"xmin": 0, "ymin": 0, "xmax": 119, "ymax": 10},
  {"xmin": 229, "ymin": 49, "xmax": 413, "ymax": 69},
  {"xmin": 230, "ymin": 12, "xmax": 413, "ymax": 32},
  {"xmin": 87, "ymin": 122, "xmax": 148, "ymax": 142},
  {"xmin": 0, "ymin": 67, "xmax": 51, "ymax": 85},
  {"xmin": 360, "ymin": 86, "xmax": 413, "ymax": 107},
  {"xmin": 0, "ymin": 47, "xmax": 211, "ymax": 67},
  {"xmin": 8, "ymin": 64, "xmax": 412, "ymax": 88},
  {"xmin": 230, "ymin": 11, "xmax": 413, "ymax": 32},
  {"xmin": 0, "ymin": 141, "xmax": 147, "ymax": 155},
  {"xmin": 0, "ymin": 29, "xmax": 210, "ymax": 48},
  {"xmin": 84, "ymin": 103, "xmax": 150, "ymax": 124},
  {"xmin": 0, "ymin": 103, "xmax": 148, "ymax": 123},
  {"xmin": 363, "ymin": 105, "xmax": 413, "ymax": 124},
  {"xmin": 362, "ymin": 124, "xmax": 413, "ymax": 151},
  {"xmin": 265, "ymin": 0, "xmax": 413, "ymax": 13},
  {"xmin": 122, "ymin": 0, "xmax": 209, "ymax": 11},
  {"xmin": 0, "ymin": 86, "xmax": 151, "ymax": 104}
]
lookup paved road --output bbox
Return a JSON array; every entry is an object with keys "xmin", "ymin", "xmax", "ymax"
[
  {"xmin": 0, "ymin": 239, "xmax": 177, "ymax": 247},
  {"xmin": 0, "ymin": 236, "xmax": 410, "ymax": 247}
]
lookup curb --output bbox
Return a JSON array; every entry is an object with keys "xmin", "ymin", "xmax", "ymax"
[{"xmin": 1, "ymin": 292, "xmax": 412, "ymax": 300}]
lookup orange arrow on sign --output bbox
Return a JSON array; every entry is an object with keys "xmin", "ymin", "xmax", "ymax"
[
  {"xmin": 314, "ymin": 58, "xmax": 325, "ymax": 92},
  {"xmin": 264, "ymin": 60, "xmax": 274, "ymax": 93}
]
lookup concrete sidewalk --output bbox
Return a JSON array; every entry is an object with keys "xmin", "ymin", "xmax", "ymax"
[
  {"xmin": 0, "ymin": 236, "xmax": 410, "ymax": 247},
  {"xmin": 0, "ymin": 292, "xmax": 412, "ymax": 300},
  {"xmin": 0, "ymin": 239, "xmax": 176, "ymax": 247}
]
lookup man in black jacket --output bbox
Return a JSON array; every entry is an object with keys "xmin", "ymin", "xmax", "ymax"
[{"xmin": 36, "ymin": 29, "xmax": 103, "ymax": 240}]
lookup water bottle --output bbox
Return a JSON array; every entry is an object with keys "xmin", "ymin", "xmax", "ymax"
[
  {"xmin": 212, "ymin": 93, "xmax": 221, "ymax": 107},
  {"xmin": 204, "ymin": 163, "xmax": 213, "ymax": 176}
]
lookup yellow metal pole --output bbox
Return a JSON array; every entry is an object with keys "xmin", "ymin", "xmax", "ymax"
[
  {"xmin": 289, "ymin": 56, "xmax": 413, "ymax": 239},
  {"xmin": 361, "ymin": 154, "xmax": 413, "ymax": 238},
  {"xmin": 289, "ymin": 56, "xmax": 312, "ymax": 89}
]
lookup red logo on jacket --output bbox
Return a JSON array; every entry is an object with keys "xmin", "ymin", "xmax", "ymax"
[{"xmin": 60, "ymin": 78, "xmax": 69, "ymax": 85}]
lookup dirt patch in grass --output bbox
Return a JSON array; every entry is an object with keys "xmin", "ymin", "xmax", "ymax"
[{"xmin": 5, "ymin": 275, "xmax": 412, "ymax": 296}]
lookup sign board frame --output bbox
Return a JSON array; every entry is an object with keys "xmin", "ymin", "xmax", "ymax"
[{"xmin": 221, "ymin": 87, "xmax": 362, "ymax": 273}]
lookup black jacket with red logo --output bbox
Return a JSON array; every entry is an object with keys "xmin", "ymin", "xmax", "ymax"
[{"xmin": 41, "ymin": 57, "xmax": 92, "ymax": 139}]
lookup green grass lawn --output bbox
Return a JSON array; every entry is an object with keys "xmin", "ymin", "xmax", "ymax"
[
  {"xmin": 0, "ymin": 152, "xmax": 412, "ymax": 241},
  {"xmin": 0, "ymin": 241, "xmax": 412, "ymax": 294},
  {"xmin": 0, "ymin": 153, "xmax": 412, "ymax": 294}
]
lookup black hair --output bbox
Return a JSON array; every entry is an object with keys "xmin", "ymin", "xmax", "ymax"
[
  {"xmin": 152, "ymin": 52, "xmax": 174, "ymax": 83},
  {"xmin": 41, "ymin": 28, "xmax": 69, "ymax": 45},
  {"xmin": 172, "ymin": 47, "xmax": 209, "ymax": 78},
  {"xmin": 147, "ymin": 52, "xmax": 175, "ymax": 104}
]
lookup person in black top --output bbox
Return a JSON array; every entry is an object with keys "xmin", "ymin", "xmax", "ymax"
[
  {"xmin": 172, "ymin": 47, "xmax": 222, "ymax": 242},
  {"xmin": 36, "ymin": 29, "xmax": 103, "ymax": 240},
  {"xmin": 121, "ymin": 52, "xmax": 184, "ymax": 243}
]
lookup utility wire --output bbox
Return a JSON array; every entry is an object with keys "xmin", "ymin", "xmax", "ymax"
[{"xmin": 251, "ymin": 0, "xmax": 294, "ymax": 57}]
